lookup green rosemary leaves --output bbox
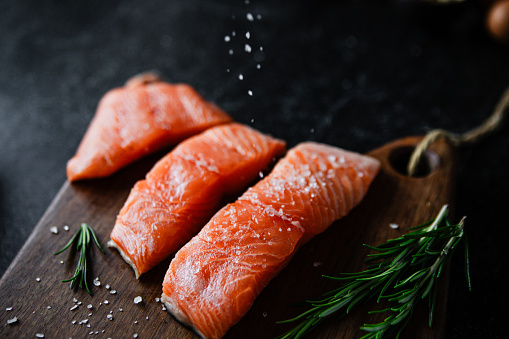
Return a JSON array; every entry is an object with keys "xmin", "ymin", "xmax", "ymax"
[
  {"xmin": 54, "ymin": 223, "xmax": 105, "ymax": 294},
  {"xmin": 277, "ymin": 205, "xmax": 470, "ymax": 339}
]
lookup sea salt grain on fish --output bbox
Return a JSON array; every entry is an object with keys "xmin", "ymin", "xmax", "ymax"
[{"xmin": 162, "ymin": 142, "xmax": 380, "ymax": 339}]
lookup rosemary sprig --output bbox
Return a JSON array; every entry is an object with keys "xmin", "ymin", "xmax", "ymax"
[
  {"xmin": 54, "ymin": 223, "xmax": 105, "ymax": 294},
  {"xmin": 276, "ymin": 204, "xmax": 470, "ymax": 339}
]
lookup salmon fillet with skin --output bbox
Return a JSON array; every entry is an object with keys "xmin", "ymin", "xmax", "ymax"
[
  {"xmin": 108, "ymin": 123, "xmax": 286, "ymax": 278},
  {"xmin": 66, "ymin": 73, "xmax": 232, "ymax": 182},
  {"xmin": 161, "ymin": 142, "xmax": 380, "ymax": 339}
]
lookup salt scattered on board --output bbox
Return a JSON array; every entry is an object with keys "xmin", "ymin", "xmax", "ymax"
[
  {"xmin": 389, "ymin": 223, "xmax": 399, "ymax": 229},
  {"xmin": 134, "ymin": 296, "xmax": 142, "ymax": 304},
  {"xmin": 50, "ymin": 226, "xmax": 58, "ymax": 234},
  {"xmin": 6, "ymin": 317, "xmax": 17, "ymax": 325}
]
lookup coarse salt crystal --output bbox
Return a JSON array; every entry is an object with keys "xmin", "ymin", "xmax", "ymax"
[
  {"xmin": 110, "ymin": 290, "xmax": 116, "ymax": 295},
  {"xmin": 103, "ymin": 300, "xmax": 109, "ymax": 305},
  {"xmin": 60, "ymin": 261, "xmax": 64, "ymax": 264},
  {"xmin": 228, "ymin": 49, "xmax": 233, "ymax": 55},
  {"xmin": 248, "ymin": 90, "xmax": 253, "ymax": 96},
  {"xmin": 247, "ymin": 13, "xmax": 254, "ymax": 21},
  {"xmin": 256, "ymin": 64, "xmax": 261, "ymax": 69},
  {"xmin": 134, "ymin": 334, "xmax": 139, "ymax": 338},
  {"xmin": 36, "ymin": 278, "xmax": 41, "ymax": 282},
  {"xmin": 134, "ymin": 320, "xmax": 138, "ymax": 324},
  {"xmin": 262, "ymin": 312, "xmax": 268, "ymax": 318},
  {"xmin": 313, "ymin": 262, "xmax": 322, "ymax": 267},
  {"xmin": 64, "ymin": 225, "xmax": 69, "ymax": 231},
  {"xmin": 245, "ymin": 44, "xmax": 252, "ymax": 53},
  {"xmin": 6, "ymin": 317, "xmax": 17, "ymax": 325},
  {"xmin": 146, "ymin": 316, "xmax": 149, "ymax": 320},
  {"xmin": 162, "ymin": 305, "xmax": 167, "ymax": 311},
  {"xmin": 72, "ymin": 320, "xmax": 76, "ymax": 324},
  {"xmin": 389, "ymin": 223, "xmax": 399, "ymax": 229},
  {"xmin": 35, "ymin": 334, "xmax": 44, "ymax": 338},
  {"xmin": 46, "ymin": 306, "xmax": 51, "ymax": 309},
  {"xmin": 70, "ymin": 305, "xmax": 78, "ymax": 311},
  {"xmin": 238, "ymin": 74, "xmax": 243, "ymax": 80},
  {"xmin": 88, "ymin": 313, "xmax": 92, "ymax": 316},
  {"xmin": 107, "ymin": 314, "xmax": 114, "ymax": 321},
  {"xmin": 134, "ymin": 296, "xmax": 142, "ymax": 304},
  {"xmin": 87, "ymin": 304, "xmax": 93, "ymax": 309},
  {"xmin": 81, "ymin": 319, "xmax": 88, "ymax": 324},
  {"xmin": 93, "ymin": 277, "xmax": 101, "ymax": 286},
  {"xmin": 224, "ymin": 35, "xmax": 230, "ymax": 42},
  {"xmin": 246, "ymin": 31, "xmax": 250, "ymax": 39},
  {"xmin": 119, "ymin": 308, "xmax": 123, "ymax": 312},
  {"xmin": 50, "ymin": 226, "xmax": 58, "ymax": 234},
  {"xmin": 155, "ymin": 298, "xmax": 160, "ymax": 303},
  {"xmin": 6, "ymin": 307, "xmax": 12, "ymax": 311},
  {"xmin": 73, "ymin": 298, "xmax": 78, "ymax": 303},
  {"xmin": 78, "ymin": 302, "xmax": 82, "ymax": 305},
  {"xmin": 105, "ymin": 284, "xmax": 110, "ymax": 290}
]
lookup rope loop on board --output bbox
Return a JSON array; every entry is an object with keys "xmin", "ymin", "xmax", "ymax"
[{"xmin": 408, "ymin": 87, "xmax": 509, "ymax": 176}]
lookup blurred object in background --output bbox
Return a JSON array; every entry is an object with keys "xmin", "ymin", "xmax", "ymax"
[{"xmin": 486, "ymin": 0, "xmax": 509, "ymax": 43}]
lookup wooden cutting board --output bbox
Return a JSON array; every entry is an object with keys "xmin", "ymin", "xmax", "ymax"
[{"xmin": 0, "ymin": 136, "xmax": 457, "ymax": 338}]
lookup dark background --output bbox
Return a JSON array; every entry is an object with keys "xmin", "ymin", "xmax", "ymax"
[{"xmin": 1, "ymin": 0, "xmax": 508, "ymax": 337}]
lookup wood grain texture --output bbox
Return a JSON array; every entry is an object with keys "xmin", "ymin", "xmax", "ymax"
[{"xmin": 0, "ymin": 136, "xmax": 457, "ymax": 338}]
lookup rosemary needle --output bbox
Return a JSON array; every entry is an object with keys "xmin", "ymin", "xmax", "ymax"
[
  {"xmin": 276, "ymin": 205, "xmax": 470, "ymax": 339},
  {"xmin": 54, "ymin": 223, "xmax": 105, "ymax": 294}
]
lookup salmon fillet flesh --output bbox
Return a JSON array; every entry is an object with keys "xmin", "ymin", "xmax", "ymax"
[
  {"xmin": 161, "ymin": 142, "xmax": 380, "ymax": 339},
  {"xmin": 109, "ymin": 123, "xmax": 286, "ymax": 278},
  {"xmin": 67, "ymin": 74, "xmax": 232, "ymax": 182}
]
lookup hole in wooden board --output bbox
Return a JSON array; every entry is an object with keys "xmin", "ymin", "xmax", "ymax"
[{"xmin": 389, "ymin": 146, "xmax": 440, "ymax": 177}]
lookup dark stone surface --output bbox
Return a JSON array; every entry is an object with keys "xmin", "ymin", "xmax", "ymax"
[{"xmin": 1, "ymin": 0, "xmax": 508, "ymax": 337}]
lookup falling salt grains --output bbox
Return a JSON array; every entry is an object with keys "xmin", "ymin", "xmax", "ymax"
[
  {"xmin": 238, "ymin": 74, "xmax": 244, "ymax": 80},
  {"xmin": 257, "ymin": 14, "xmax": 262, "ymax": 20},
  {"xmin": 256, "ymin": 64, "xmax": 261, "ymax": 69},
  {"xmin": 224, "ymin": 35, "xmax": 231, "ymax": 42},
  {"xmin": 50, "ymin": 226, "xmax": 58, "ymax": 234},
  {"xmin": 245, "ymin": 31, "xmax": 251, "ymax": 39},
  {"xmin": 6, "ymin": 317, "xmax": 17, "ymax": 325},
  {"xmin": 258, "ymin": 171, "xmax": 264, "ymax": 178},
  {"xmin": 228, "ymin": 49, "xmax": 233, "ymax": 55},
  {"xmin": 248, "ymin": 90, "xmax": 253, "ymax": 96},
  {"xmin": 389, "ymin": 223, "xmax": 399, "ymax": 230},
  {"xmin": 245, "ymin": 44, "xmax": 252, "ymax": 53},
  {"xmin": 134, "ymin": 296, "xmax": 142, "ymax": 304},
  {"xmin": 246, "ymin": 13, "xmax": 254, "ymax": 21}
]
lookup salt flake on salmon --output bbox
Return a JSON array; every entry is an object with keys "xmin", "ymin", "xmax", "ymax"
[
  {"xmin": 67, "ymin": 73, "xmax": 232, "ymax": 182},
  {"xmin": 161, "ymin": 142, "xmax": 380, "ymax": 339},
  {"xmin": 109, "ymin": 123, "xmax": 286, "ymax": 278}
]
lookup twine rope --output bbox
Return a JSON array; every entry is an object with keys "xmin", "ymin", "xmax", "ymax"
[{"xmin": 408, "ymin": 87, "xmax": 509, "ymax": 176}]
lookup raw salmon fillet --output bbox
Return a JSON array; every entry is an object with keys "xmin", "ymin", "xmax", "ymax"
[
  {"xmin": 109, "ymin": 123, "xmax": 286, "ymax": 278},
  {"xmin": 67, "ymin": 73, "xmax": 232, "ymax": 182},
  {"xmin": 161, "ymin": 142, "xmax": 380, "ymax": 339}
]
